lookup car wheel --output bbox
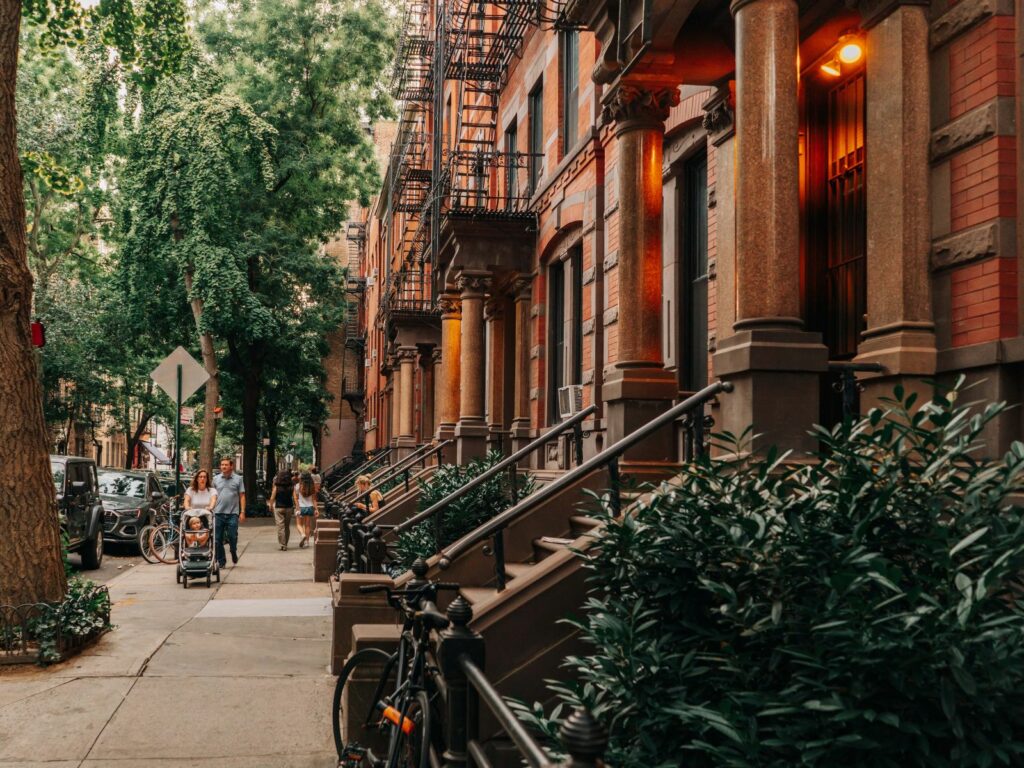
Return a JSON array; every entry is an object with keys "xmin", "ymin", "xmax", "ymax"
[{"xmin": 80, "ymin": 528, "xmax": 104, "ymax": 570}]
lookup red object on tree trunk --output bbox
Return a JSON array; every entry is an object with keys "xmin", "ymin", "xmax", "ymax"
[{"xmin": 31, "ymin": 320, "xmax": 45, "ymax": 348}]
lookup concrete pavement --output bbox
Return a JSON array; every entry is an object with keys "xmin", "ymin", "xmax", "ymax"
[{"xmin": 0, "ymin": 520, "xmax": 337, "ymax": 767}]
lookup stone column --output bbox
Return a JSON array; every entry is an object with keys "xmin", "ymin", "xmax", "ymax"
[
  {"xmin": 431, "ymin": 348, "xmax": 443, "ymax": 440},
  {"xmin": 713, "ymin": 0, "xmax": 828, "ymax": 455},
  {"xmin": 396, "ymin": 346, "xmax": 417, "ymax": 458},
  {"xmin": 388, "ymin": 368, "xmax": 401, "ymax": 448},
  {"xmin": 510, "ymin": 276, "xmax": 534, "ymax": 453},
  {"xmin": 601, "ymin": 84, "xmax": 681, "ymax": 461},
  {"xmin": 455, "ymin": 271, "xmax": 491, "ymax": 463},
  {"xmin": 855, "ymin": 4, "xmax": 936, "ymax": 409},
  {"xmin": 485, "ymin": 297, "xmax": 508, "ymax": 454},
  {"xmin": 420, "ymin": 349, "xmax": 435, "ymax": 445},
  {"xmin": 436, "ymin": 293, "xmax": 462, "ymax": 444}
]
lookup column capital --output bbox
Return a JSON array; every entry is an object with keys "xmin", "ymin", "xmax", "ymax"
[
  {"xmin": 701, "ymin": 82, "xmax": 736, "ymax": 147},
  {"xmin": 431, "ymin": 347, "xmax": 443, "ymax": 365},
  {"xmin": 397, "ymin": 346, "xmax": 418, "ymax": 363},
  {"xmin": 438, "ymin": 292, "xmax": 462, "ymax": 319},
  {"xmin": 456, "ymin": 272, "xmax": 491, "ymax": 298},
  {"xmin": 512, "ymin": 273, "xmax": 535, "ymax": 300},
  {"xmin": 601, "ymin": 84, "xmax": 680, "ymax": 133}
]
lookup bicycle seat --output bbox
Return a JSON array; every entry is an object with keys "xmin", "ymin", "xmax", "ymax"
[{"xmin": 417, "ymin": 600, "xmax": 450, "ymax": 631}]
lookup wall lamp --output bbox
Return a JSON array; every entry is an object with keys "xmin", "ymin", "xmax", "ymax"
[{"xmin": 820, "ymin": 32, "xmax": 864, "ymax": 78}]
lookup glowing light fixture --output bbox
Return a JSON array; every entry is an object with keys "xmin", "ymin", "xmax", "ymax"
[
  {"xmin": 838, "ymin": 35, "xmax": 864, "ymax": 64},
  {"xmin": 820, "ymin": 58, "xmax": 842, "ymax": 77}
]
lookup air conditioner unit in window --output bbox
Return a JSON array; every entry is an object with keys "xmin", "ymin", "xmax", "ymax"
[
  {"xmin": 558, "ymin": 385, "xmax": 584, "ymax": 420},
  {"xmin": 371, "ymin": 417, "xmax": 378, "ymax": 427},
  {"xmin": 363, "ymin": 420, "xmax": 371, "ymax": 431},
  {"xmin": 364, "ymin": 357, "xmax": 371, "ymax": 367},
  {"xmin": 366, "ymin": 275, "xmax": 376, "ymax": 286}
]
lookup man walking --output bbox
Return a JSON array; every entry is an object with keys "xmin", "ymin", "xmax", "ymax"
[{"xmin": 213, "ymin": 457, "xmax": 246, "ymax": 567}]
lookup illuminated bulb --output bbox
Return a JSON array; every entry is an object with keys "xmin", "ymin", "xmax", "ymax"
[
  {"xmin": 820, "ymin": 58, "xmax": 841, "ymax": 77},
  {"xmin": 838, "ymin": 41, "xmax": 863, "ymax": 64}
]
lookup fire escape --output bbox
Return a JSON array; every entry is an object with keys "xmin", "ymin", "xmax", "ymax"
[
  {"xmin": 423, "ymin": 0, "xmax": 538, "ymax": 281},
  {"xmin": 383, "ymin": 0, "xmax": 440, "ymax": 342}
]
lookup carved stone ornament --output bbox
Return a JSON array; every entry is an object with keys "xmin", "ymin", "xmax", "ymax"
[
  {"xmin": 456, "ymin": 273, "xmax": 491, "ymax": 296},
  {"xmin": 512, "ymin": 275, "xmax": 534, "ymax": 299},
  {"xmin": 431, "ymin": 348, "xmax": 443, "ymax": 364},
  {"xmin": 701, "ymin": 84, "xmax": 735, "ymax": 146},
  {"xmin": 437, "ymin": 294, "xmax": 462, "ymax": 317},
  {"xmin": 397, "ymin": 347, "xmax": 418, "ymax": 363},
  {"xmin": 601, "ymin": 85, "xmax": 680, "ymax": 128}
]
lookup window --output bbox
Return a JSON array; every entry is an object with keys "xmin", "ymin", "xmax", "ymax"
[
  {"xmin": 528, "ymin": 82, "xmax": 544, "ymax": 193},
  {"xmin": 504, "ymin": 120, "xmax": 518, "ymax": 203},
  {"xmin": 681, "ymin": 151, "xmax": 709, "ymax": 392},
  {"xmin": 547, "ymin": 259, "xmax": 565, "ymax": 423},
  {"xmin": 569, "ymin": 245, "xmax": 583, "ymax": 384},
  {"xmin": 560, "ymin": 30, "xmax": 579, "ymax": 154}
]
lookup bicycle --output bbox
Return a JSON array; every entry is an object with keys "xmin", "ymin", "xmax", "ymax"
[
  {"xmin": 332, "ymin": 572, "xmax": 459, "ymax": 768},
  {"xmin": 139, "ymin": 497, "xmax": 182, "ymax": 565}
]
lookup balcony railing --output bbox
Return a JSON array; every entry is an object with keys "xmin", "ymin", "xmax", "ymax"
[
  {"xmin": 384, "ymin": 268, "xmax": 437, "ymax": 319},
  {"xmin": 445, "ymin": 150, "xmax": 541, "ymax": 216}
]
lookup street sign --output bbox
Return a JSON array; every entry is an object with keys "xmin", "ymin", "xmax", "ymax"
[
  {"xmin": 180, "ymin": 406, "xmax": 195, "ymax": 425},
  {"xmin": 285, "ymin": 453, "xmax": 294, "ymax": 465},
  {"xmin": 150, "ymin": 347, "xmax": 209, "ymax": 402}
]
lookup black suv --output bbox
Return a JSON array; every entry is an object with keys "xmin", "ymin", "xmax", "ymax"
[
  {"xmin": 51, "ymin": 455, "xmax": 105, "ymax": 570},
  {"xmin": 97, "ymin": 469, "xmax": 166, "ymax": 547}
]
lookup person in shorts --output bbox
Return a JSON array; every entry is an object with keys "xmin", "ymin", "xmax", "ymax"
[{"xmin": 293, "ymin": 471, "xmax": 318, "ymax": 548}]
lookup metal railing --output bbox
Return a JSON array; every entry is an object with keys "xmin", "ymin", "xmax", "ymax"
[
  {"xmin": 828, "ymin": 360, "xmax": 885, "ymax": 420},
  {"xmin": 328, "ymin": 447, "xmax": 393, "ymax": 495},
  {"xmin": 432, "ymin": 595, "xmax": 607, "ymax": 767},
  {"xmin": 438, "ymin": 381, "xmax": 733, "ymax": 581},
  {"xmin": 337, "ymin": 441, "xmax": 452, "ymax": 573},
  {"xmin": 446, "ymin": 150, "xmax": 542, "ymax": 215},
  {"xmin": 1, "ymin": 585, "xmax": 111, "ymax": 665}
]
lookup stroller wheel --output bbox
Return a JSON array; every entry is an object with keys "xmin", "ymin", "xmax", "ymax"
[
  {"xmin": 176, "ymin": 569, "xmax": 181, "ymax": 584},
  {"xmin": 183, "ymin": 574, "xmax": 189, "ymax": 589},
  {"xmin": 206, "ymin": 574, "xmax": 211, "ymax": 587}
]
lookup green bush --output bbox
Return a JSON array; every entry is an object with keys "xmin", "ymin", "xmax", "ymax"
[
  {"xmin": 393, "ymin": 451, "xmax": 534, "ymax": 571},
  {"xmin": 517, "ymin": 384, "xmax": 1024, "ymax": 767}
]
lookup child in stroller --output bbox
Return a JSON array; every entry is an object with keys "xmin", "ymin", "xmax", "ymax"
[{"xmin": 177, "ymin": 509, "xmax": 219, "ymax": 588}]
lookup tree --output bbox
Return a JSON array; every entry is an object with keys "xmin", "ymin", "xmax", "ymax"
[
  {"xmin": 195, "ymin": 0, "xmax": 394, "ymax": 497},
  {"xmin": 0, "ymin": 1, "xmax": 187, "ymax": 606}
]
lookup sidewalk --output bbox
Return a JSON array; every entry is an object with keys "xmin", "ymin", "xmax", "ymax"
[{"xmin": 0, "ymin": 520, "xmax": 337, "ymax": 767}]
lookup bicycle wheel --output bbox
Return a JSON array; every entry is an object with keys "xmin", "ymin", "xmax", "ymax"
[
  {"xmin": 333, "ymin": 647, "xmax": 397, "ymax": 761},
  {"xmin": 150, "ymin": 525, "xmax": 179, "ymax": 564},
  {"xmin": 138, "ymin": 525, "xmax": 161, "ymax": 564},
  {"xmin": 387, "ymin": 689, "xmax": 432, "ymax": 768}
]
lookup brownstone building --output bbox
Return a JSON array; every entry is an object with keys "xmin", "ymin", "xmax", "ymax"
[{"xmin": 353, "ymin": 0, "xmax": 1024, "ymax": 464}]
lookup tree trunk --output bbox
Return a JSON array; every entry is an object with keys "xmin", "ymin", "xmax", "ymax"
[
  {"xmin": 266, "ymin": 416, "xmax": 279, "ymax": 488},
  {"xmin": 183, "ymin": 270, "xmax": 219, "ymax": 471},
  {"xmin": 0, "ymin": 0, "xmax": 67, "ymax": 605},
  {"xmin": 125, "ymin": 411, "xmax": 153, "ymax": 470},
  {"xmin": 241, "ymin": 354, "xmax": 262, "ymax": 506}
]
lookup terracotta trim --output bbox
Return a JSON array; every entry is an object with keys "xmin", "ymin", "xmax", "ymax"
[
  {"xmin": 929, "ymin": 0, "xmax": 1015, "ymax": 50},
  {"xmin": 930, "ymin": 218, "xmax": 1017, "ymax": 271},
  {"xmin": 930, "ymin": 97, "xmax": 1016, "ymax": 163}
]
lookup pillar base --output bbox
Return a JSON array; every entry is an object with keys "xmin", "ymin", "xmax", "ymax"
[
  {"xmin": 854, "ymin": 326, "xmax": 937, "ymax": 416},
  {"xmin": 436, "ymin": 422, "xmax": 457, "ymax": 445},
  {"xmin": 601, "ymin": 365, "xmax": 678, "ymax": 463},
  {"xmin": 455, "ymin": 418, "xmax": 489, "ymax": 464},
  {"xmin": 713, "ymin": 325, "xmax": 829, "ymax": 455},
  {"xmin": 394, "ymin": 436, "xmax": 418, "ymax": 462}
]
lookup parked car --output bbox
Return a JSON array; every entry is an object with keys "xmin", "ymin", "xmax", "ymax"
[
  {"xmin": 51, "ymin": 455, "xmax": 105, "ymax": 570},
  {"xmin": 97, "ymin": 469, "xmax": 166, "ymax": 547}
]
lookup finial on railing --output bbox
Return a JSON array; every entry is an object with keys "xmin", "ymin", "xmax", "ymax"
[
  {"xmin": 438, "ymin": 556, "xmax": 452, "ymax": 570},
  {"xmin": 559, "ymin": 708, "xmax": 607, "ymax": 767},
  {"xmin": 446, "ymin": 594, "xmax": 473, "ymax": 629},
  {"xmin": 411, "ymin": 557, "xmax": 429, "ymax": 580}
]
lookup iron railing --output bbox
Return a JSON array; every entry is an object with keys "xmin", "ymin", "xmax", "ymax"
[
  {"xmin": 328, "ymin": 447, "xmax": 393, "ymax": 495},
  {"xmin": 337, "ymin": 440, "xmax": 453, "ymax": 574},
  {"xmin": 828, "ymin": 360, "xmax": 885, "ymax": 421},
  {"xmin": 384, "ymin": 268, "xmax": 437, "ymax": 318},
  {"xmin": 446, "ymin": 150, "xmax": 542, "ymax": 215},
  {"xmin": 0, "ymin": 585, "xmax": 111, "ymax": 665},
  {"xmin": 341, "ymin": 406, "xmax": 598, "ymax": 581},
  {"xmin": 432, "ymin": 594, "xmax": 606, "ymax": 767},
  {"xmin": 438, "ymin": 381, "xmax": 732, "ymax": 582}
]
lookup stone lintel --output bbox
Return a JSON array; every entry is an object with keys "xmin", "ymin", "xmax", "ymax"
[
  {"xmin": 930, "ymin": 218, "xmax": 1016, "ymax": 271},
  {"xmin": 929, "ymin": 0, "xmax": 1015, "ymax": 50},
  {"xmin": 930, "ymin": 97, "xmax": 1016, "ymax": 163}
]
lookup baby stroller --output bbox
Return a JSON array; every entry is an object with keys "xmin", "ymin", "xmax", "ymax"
[{"xmin": 176, "ymin": 509, "xmax": 220, "ymax": 588}]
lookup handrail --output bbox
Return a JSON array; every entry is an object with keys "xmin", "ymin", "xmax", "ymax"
[
  {"xmin": 349, "ymin": 440, "xmax": 452, "ymax": 509},
  {"xmin": 461, "ymin": 657, "xmax": 554, "ymax": 767},
  {"xmin": 439, "ymin": 380, "xmax": 732, "ymax": 568},
  {"xmin": 329, "ymin": 448, "xmax": 392, "ymax": 494},
  {"xmin": 342, "ymin": 441, "xmax": 435, "ymax": 497},
  {"xmin": 393, "ymin": 405, "xmax": 598, "ymax": 536}
]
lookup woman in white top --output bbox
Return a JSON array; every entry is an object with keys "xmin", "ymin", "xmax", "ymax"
[
  {"xmin": 293, "ymin": 471, "xmax": 318, "ymax": 548},
  {"xmin": 184, "ymin": 470, "xmax": 217, "ymax": 512}
]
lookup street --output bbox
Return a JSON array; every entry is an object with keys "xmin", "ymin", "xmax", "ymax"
[
  {"xmin": 68, "ymin": 544, "xmax": 143, "ymax": 585},
  {"xmin": 0, "ymin": 519, "xmax": 336, "ymax": 767}
]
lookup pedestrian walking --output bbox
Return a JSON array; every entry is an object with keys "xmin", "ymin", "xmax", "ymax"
[
  {"xmin": 294, "ymin": 471, "xmax": 318, "ymax": 548},
  {"xmin": 311, "ymin": 466, "xmax": 322, "ymax": 494},
  {"xmin": 184, "ymin": 470, "xmax": 216, "ymax": 512},
  {"xmin": 269, "ymin": 470, "xmax": 295, "ymax": 551},
  {"xmin": 212, "ymin": 457, "xmax": 246, "ymax": 567}
]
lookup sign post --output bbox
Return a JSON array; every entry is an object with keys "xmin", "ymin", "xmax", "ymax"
[{"xmin": 151, "ymin": 347, "xmax": 210, "ymax": 498}]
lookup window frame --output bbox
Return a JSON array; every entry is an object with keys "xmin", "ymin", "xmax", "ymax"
[
  {"xmin": 560, "ymin": 30, "xmax": 579, "ymax": 155},
  {"xmin": 528, "ymin": 81, "xmax": 544, "ymax": 194}
]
